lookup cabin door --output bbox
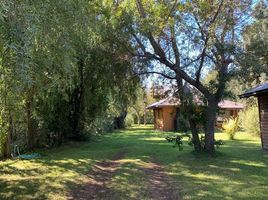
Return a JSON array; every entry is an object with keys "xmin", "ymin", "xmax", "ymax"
[{"xmin": 154, "ymin": 108, "xmax": 163, "ymax": 130}]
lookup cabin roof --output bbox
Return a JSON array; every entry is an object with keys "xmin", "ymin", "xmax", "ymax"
[
  {"xmin": 146, "ymin": 97, "xmax": 244, "ymax": 110},
  {"xmin": 218, "ymin": 100, "xmax": 244, "ymax": 109},
  {"xmin": 146, "ymin": 96, "xmax": 179, "ymax": 109},
  {"xmin": 240, "ymin": 82, "xmax": 268, "ymax": 98}
]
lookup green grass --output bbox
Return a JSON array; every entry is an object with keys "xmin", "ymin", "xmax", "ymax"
[{"xmin": 0, "ymin": 125, "xmax": 268, "ymax": 199}]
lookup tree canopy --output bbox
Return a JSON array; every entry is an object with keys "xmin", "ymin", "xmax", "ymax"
[{"xmin": 0, "ymin": 0, "xmax": 265, "ymax": 157}]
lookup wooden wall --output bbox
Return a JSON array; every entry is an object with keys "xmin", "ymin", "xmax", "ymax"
[
  {"xmin": 162, "ymin": 107, "xmax": 177, "ymax": 131},
  {"xmin": 153, "ymin": 107, "xmax": 177, "ymax": 131},
  {"xmin": 154, "ymin": 108, "xmax": 164, "ymax": 130},
  {"xmin": 258, "ymin": 94, "xmax": 268, "ymax": 150}
]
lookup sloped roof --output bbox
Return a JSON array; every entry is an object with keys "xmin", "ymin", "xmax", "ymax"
[
  {"xmin": 218, "ymin": 100, "xmax": 244, "ymax": 109},
  {"xmin": 147, "ymin": 97, "xmax": 244, "ymax": 110},
  {"xmin": 240, "ymin": 82, "xmax": 268, "ymax": 98},
  {"xmin": 146, "ymin": 96, "xmax": 180, "ymax": 109}
]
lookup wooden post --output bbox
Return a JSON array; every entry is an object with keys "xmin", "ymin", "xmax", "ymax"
[
  {"xmin": 258, "ymin": 96, "xmax": 264, "ymax": 149},
  {"xmin": 143, "ymin": 97, "xmax": 147, "ymax": 125}
]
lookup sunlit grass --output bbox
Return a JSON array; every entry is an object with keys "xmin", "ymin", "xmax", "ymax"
[{"xmin": 0, "ymin": 125, "xmax": 267, "ymax": 200}]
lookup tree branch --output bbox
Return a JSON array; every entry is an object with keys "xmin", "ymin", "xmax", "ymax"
[
  {"xmin": 170, "ymin": 25, "xmax": 180, "ymax": 66},
  {"xmin": 133, "ymin": 33, "xmax": 146, "ymax": 53},
  {"xmin": 209, "ymin": 0, "xmax": 224, "ymax": 25},
  {"xmin": 135, "ymin": 71, "xmax": 176, "ymax": 80},
  {"xmin": 196, "ymin": 36, "xmax": 209, "ymax": 83},
  {"xmin": 134, "ymin": 0, "xmax": 211, "ymax": 98}
]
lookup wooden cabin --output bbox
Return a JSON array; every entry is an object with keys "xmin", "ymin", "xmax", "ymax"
[
  {"xmin": 240, "ymin": 82, "xmax": 268, "ymax": 151},
  {"xmin": 147, "ymin": 97, "xmax": 244, "ymax": 131},
  {"xmin": 147, "ymin": 97, "xmax": 179, "ymax": 131}
]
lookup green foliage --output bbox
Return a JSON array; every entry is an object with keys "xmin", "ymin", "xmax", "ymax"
[
  {"xmin": 197, "ymin": 135, "xmax": 224, "ymax": 149},
  {"xmin": 124, "ymin": 114, "xmax": 134, "ymax": 127},
  {"xmin": 128, "ymin": 86, "xmax": 154, "ymax": 125},
  {"xmin": 239, "ymin": 105, "xmax": 260, "ymax": 136},
  {"xmin": 166, "ymin": 134, "xmax": 192, "ymax": 151},
  {"xmin": 222, "ymin": 117, "xmax": 239, "ymax": 140},
  {"xmin": 238, "ymin": 1, "xmax": 268, "ymax": 83},
  {"xmin": 176, "ymin": 104, "xmax": 207, "ymax": 132},
  {"xmin": 166, "ymin": 134, "xmax": 224, "ymax": 151},
  {"xmin": 0, "ymin": 0, "xmax": 139, "ymax": 157},
  {"xmin": 0, "ymin": 0, "xmax": 261, "ymax": 157}
]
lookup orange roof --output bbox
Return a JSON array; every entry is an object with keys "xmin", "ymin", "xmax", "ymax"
[{"xmin": 147, "ymin": 97, "xmax": 245, "ymax": 110}]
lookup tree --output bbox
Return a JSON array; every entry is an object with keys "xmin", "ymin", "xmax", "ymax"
[
  {"xmin": 238, "ymin": 0, "xmax": 268, "ymax": 85},
  {"xmin": 100, "ymin": 0, "xmax": 253, "ymax": 153},
  {"xmin": 129, "ymin": 86, "xmax": 146, "ymax": 125},
  {"xmin": 0, "ymin": 0, "xmax": 139, "ymax": 158}
]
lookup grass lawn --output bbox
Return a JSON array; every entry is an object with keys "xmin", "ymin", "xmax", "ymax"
[{"xmin": 0, "ymin": 125, "xmax": 268, "ymax": 200}]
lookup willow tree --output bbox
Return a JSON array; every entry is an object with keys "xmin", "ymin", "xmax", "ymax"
[
  {"xmin": 0, "ymin": 0, "xmax": 139, "ymax": 158},
  {"xmin": 99, "ymin": 0, "xmax": 253, "ymax": 152}
]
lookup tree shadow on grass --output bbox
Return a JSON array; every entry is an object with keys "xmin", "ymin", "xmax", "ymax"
[
  {"xmin": 111, "ymin": 130, "xmax": 268, "ymax": 199},
  {"xmin": 1, "ymin": 126, "xmax": 267, "ymax": 200}
]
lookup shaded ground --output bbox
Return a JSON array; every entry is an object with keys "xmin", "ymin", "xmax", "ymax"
[
  {"xmin": 140, "ymin": 161, "xmax": 180, "ymax": 200},
  {"xmin": 69, "ymin": 149, "xmax": 180, "ymax": 200},
  {"xmin": 1, "ymin": 125, "xmax": 268, "ymax": 200},
  {"xmin": 68, "ymin": 149, "xmax": 128, "ymax": 200}
]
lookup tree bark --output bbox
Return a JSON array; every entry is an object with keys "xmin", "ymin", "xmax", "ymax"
[
  {"xmin": 133, "ymin": 108, "xmax": 141, "ymax": 125},
  {"xmin": 189, "ymin": 118, "xmax": 202, "ymax": 152},
  {"xmin": 144, "ymin": 108, "xmax": 146, "ymax": 125},
  {"xmin": 176, "ymin": 76, "xmax": 202, "ymax": 151},
  {"xmin": 137, "ymin": 114, "xmax": 140, "ymax": 125},
  {"xmin": 114, "ymin": 111, "xmax": 127, "ymax": 129},
  {"xmin": 204, "ymin": 97, "xmax": 218, "ymax": 153}
]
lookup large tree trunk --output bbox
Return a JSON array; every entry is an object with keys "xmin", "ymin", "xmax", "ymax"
[
  {"xmin": 114, "ymin": 111, "xmax": 127, "ymax": 129},
  {"xmin": 204, "ymin": 97, "xmax": 218, "ymax": 153},
  {"xmin": 176, "ymin": 76, "xmax": 202, "ymax": 151},
  {"xmin": 133, "ymin": 108, "xmax": 141, "ymax": 125}
]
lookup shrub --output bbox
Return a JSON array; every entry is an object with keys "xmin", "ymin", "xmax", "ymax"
[
  {"xmin": 222, "ymin": 117, "xmax": 239, "ymax": 140},
  {"xmin": 166, "ymin": 134, "xmax": 191, "ymax": 151},
  {"xmin": 124, "ymin": 114, "xmax": 134, "ymax": 127},
  {"xmin": 166, "ymin": 134, "xmax": 224, "ymax": 151},
  {"xmin": 239, "ymin": 105, "xmax": 260, "ymax": 136}
]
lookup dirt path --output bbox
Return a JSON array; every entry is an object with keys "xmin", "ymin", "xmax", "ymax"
[
  {"xmin": 68, "ymin": 149, "xmax": 128, "ymax": 200},
  {"xmin": 68, "ymin": 151, "xmax": 180, "ymax": 200},
  {"xmin": 140, "ymin": 160, "xmax": 180, "ymax": 200}
]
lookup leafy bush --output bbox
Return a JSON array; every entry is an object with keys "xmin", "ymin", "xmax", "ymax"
[
  {"xmin": 124, "ymin": 114, "xmax": 134, "ymax": 127},
  {"xmin": 222, "ymin": 117, "xmax": 239, "ymax": 140},
  {"xmin": 239, "ymin": 106, "xmax": 260, "ymax": 136},
  {"xmin": 166, "ymin": 134, "xmax": 192, "ymax": 151},
  {"xmin": 166, "ymin": 134, "xmax": 224, "ymax": 151},
  {"xmin": 195, "ymin": 135, "xmax": 224, "ymax": 149}
]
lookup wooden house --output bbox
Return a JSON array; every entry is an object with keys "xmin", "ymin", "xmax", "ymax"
[
  {"xmin": 147, "ymin": 97, "xmax": 244, "ymax": 131},
  {"xmin": 240, "ymin": 82, "xmax": 268, "ymax": 150},
  {"xmin": 147, "ymin": 97, "xmax": 179, "ymax": 131}
]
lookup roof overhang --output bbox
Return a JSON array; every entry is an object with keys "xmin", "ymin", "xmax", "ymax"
[
  {"xmin": 146, "ymin": 105, "xmax": 179, "ymax": 110},
  {"xmin": 239, "ymin": 89, "xmax": 268, "ymax": 98},
  {"xmin": 239, "ymin": 83, "xmax": 268, "ymax": 98}
]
